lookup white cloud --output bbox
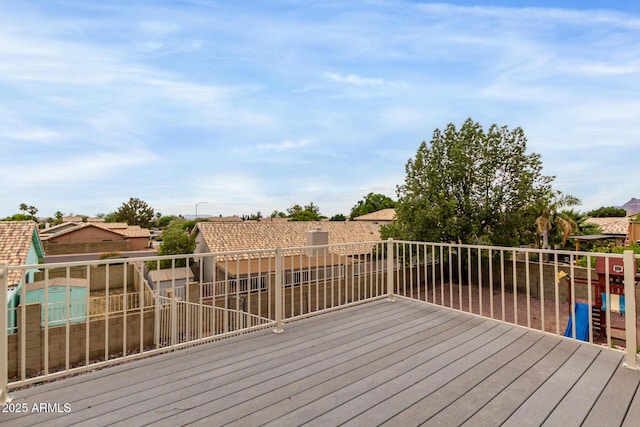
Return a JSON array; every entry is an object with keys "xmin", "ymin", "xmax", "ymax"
[
  {"xmin": 324, "ymin": 72, "xmax": 387, "ymax": 87},
  {"xmin": 256, "ymin": 139, "xmax": 313, "ymax": 152}
]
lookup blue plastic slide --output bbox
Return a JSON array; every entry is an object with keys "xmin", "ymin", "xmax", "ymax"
[{"xmin": 563, "ymin": 302, "xmax": 589, "ymax": 342}]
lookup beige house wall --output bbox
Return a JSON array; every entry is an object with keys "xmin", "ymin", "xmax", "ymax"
[
  {"xmin": 46, "ymin": 227, "xmax": 125, "ymax": 244},
  {"xmin": 43, "ymin": 241, "xmax": 130, "ymax": 255},
  {"xmin": 42, "ymin": 227, "xmax": 149, "ymax": 254},
  {"xmin": 629, "ymin": 222, "xmax": 640, "ymax": 245}
]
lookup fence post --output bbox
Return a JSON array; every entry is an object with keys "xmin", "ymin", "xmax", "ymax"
[
  {"xmin": 624, "ymin": 250, "xmax": 638, "ymax": 369},
  {"xmin": 0, "ymin": 263, "xmax": 11, "ymax": 403},
  {"xmin": 274, "ymin": 247, "xmax": 284, "ymax": 333},
  {"xmin": 387, "ymin": 238, "xmax": 395, "ymax": 302}
]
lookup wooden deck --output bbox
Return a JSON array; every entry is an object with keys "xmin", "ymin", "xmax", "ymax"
[{"xmin": 3, "ymin": 298, "xmax": 640, "ymax": 426}]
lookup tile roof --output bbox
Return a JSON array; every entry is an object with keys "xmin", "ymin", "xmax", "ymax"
[
  {"xmin": 0, "ymin": 221, "xmax": 41, "ymax": 286},
  {"xmin": 40, "ymin": 222, "xmax": 150, "ymax": 240},
  {"xmin": 584, "ymin": 217, "xmax": 630, "ymax": 235},
  {"xmin": 106, "ymin": 224, "xmax": 151, "ymax": 238},
  {"xmin": 217, "ymin": 254, "xmax": 357, "ymax": 276},
  {"xmin": 204, "ymin": 216, "xmax": 243, "ymax": 222},
  {"xmin": 195, "ymin": 221, "xmax": 381, "ymax": 259},
  {"xmin": 353, "ymin": 208, "xmax": 396, "ymax": 222}
]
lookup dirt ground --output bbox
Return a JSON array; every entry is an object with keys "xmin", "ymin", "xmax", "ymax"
[{"xmin": 406, "ymin": 282, "xmax": 636, "ymax": 347}]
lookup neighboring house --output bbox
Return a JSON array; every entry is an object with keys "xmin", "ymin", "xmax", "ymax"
[
  {"xmin": 583, "ymin": 217, "xmax": 631, "ymax": 246},
  {"xmin": 1, "ymin": 221, "xmax": 46, "ymax": 333},
  {"xmin": 353, "ymin": 208, "xmax": 396, "ymax": 225},
  {"xmin": 203, "ymin": 216, "xmax": 244, "ymax": 223},
  {"xmin": 192, "ymin": 221, "xmax": 382, "ymax": 288},
  {"xmin": 1, "ymin": 221, "xmax": 45, "ymax": 286},
  {"xmin": 60, "ymin": 216, "xmax": 105, "ymax": 223},
  {"xmin": 40, "ymin": 222, "xmax": 151, "ymax": 254}
]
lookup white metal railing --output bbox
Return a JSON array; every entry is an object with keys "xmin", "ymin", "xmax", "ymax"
[
  {"xmin": 2, "ymin": 239, "xmax": 638, "ymax": 399},
  {"xmin": 388, "ymin": 240, "xmax": 639, "ymax": 369},
  {"xmin": 156, "ymin": 296, "xmax": 272, "ymax": 346},
  {"xmin": 1, "ymin": 263, "xmax": 9, "ymax": 403}
]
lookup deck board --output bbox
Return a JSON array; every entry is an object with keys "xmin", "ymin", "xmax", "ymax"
[
  {"xmin": 423, "ymin": 334, "xmax": 559, "ymax": 426},
  {"xmin": 2, "ymin": 297, "xmax": 639, "ymax": 427},
  {"xmin": 543, "ymin": 349, "xmax": 621, "ymax": 426},
  {"xmin": 583, "ymin": 358, "xmax": 640, "ymax": 426},
  {"xmin": 502, "ymin": 344, "xmax": 602, "ymax": 427}
]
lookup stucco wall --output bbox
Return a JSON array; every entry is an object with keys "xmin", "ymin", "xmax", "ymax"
[{"xmin": 8, "ymin": 303, "xmax": 156, "ymax": 379}]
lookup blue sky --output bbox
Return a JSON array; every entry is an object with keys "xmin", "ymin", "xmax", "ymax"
[{"xmin": 2, "ymin": 1, "xmax": 639, "ymax": 219}]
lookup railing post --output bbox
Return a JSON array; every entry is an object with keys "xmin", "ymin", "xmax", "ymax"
[
  {"xmin": 274, "ymin": 247, "xmax": 284, "ymax": 333},
  {"xmin": 171, "ymin": 296, "xmax": 177, "ymax": 346},
  {"xmin": 623, "ymin": 250, "xmax": 638, "ymax": 369},
  {"xmin": 0, "ymin": 263, "xmax": 11, "ymax": 403},
  {"xmin": 387, "ymin": 238, "xmax": 395, "ymax": 302}
]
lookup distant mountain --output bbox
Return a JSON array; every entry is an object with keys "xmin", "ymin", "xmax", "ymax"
[
  {"xmin": 621, "ymin": 198, "xmax": 640, "ymax": 216},
  {"xmin": 182, "ymin": 214, "xmax": 215, "ymax": 220}
]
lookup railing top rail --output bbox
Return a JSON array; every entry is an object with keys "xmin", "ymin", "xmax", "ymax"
[
  {"xmin": 7, "ymin": 239, "xmax": 635, "ymax": 271},
  {"xmin": 388, "ymin": 239, "xmax": 629, "ymax": 259}
]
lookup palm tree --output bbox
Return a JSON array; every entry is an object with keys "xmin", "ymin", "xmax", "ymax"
[
  {"xmin": 19, "ymin": 203, "xmax": 28, "ymax": 215},
  {"xmin": 535, "ymin": 192, "xmax": 581, "ymax": 250},
  {"xmin": 27, "ymin": 205, "xmax": 38, "ymax": 221}
]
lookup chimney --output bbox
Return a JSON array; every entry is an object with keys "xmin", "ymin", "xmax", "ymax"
[{"xmin": 306, "ymin": 228, "xmax": 328, "ymax": 257}]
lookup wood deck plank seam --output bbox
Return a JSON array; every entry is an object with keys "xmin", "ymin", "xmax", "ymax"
[
  {"xmin": 378, "ymin": 332, "xmax": 547, "ymax": 426},
  {"xmin": 93, "ymin": 311, "xmax": 478, "ymax": 426},
  {"xmin": 537, "ymin": 348, "xmax": 605, "ymax": 426},
  {"xmin": 7, "ymin": 298, "xmax": 406, "ymax": 398},
  {"xmin": 17, "ymin": 303, "xmax": 459, "ymax": 426},
  {"xmin": 333, "ymin": 327, "xmax": 528, "ymax": 427},
  {"xmin": 542, "ymin": 349, "xmax": 622, "ymax": 426},
  {"xmin": 7, "ymin": 299, "xmax": 426, "ymax": 409},
  {"xmin": 8, "ymin": 302, "xmax": 440, "ymax": 426},
  {"xmin": 263, "ymin": 323, "xmax": 517, "ymax": 427},
  {"xmin": 3, "ymin": 298, "xmax": 638, "ymax": 427},
  {"xmin": 499, "ymin": 344, "xmax": 597, "ymax": 426},
  {"xmin": 423, "ymin": 335, "xmax": 563, "ymax": 426},
  {"xmin": 178, "ymin": 315, "xmax": 486, "ymax": 427},
  {"xmin": 621, "ymin": 379, "xmax": 640, "ymax": 427},
  {"xmin": 583, "ymin": 361, "xmax": 640, "ymax": 426},
  {"xmin": 460, "ymin": 340, "xmax": 581, "ymax": 426}
]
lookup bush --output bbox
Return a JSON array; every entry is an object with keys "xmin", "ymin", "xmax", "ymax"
[{"xmin": 576, "ymin": 242, "xmax": 640, "ymax": 270}]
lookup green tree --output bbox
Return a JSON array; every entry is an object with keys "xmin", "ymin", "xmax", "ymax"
[
  {"xmin": 383, "ymin": 118, "xmax": 553, "ymax": 245},
  {"xmin": 349, "ymin": 193, "xmax": 396, "ymax": 220},
  {"xmin": 54, "ymin": 211, "xmax": 64, "ymax": 224},
  {"xmin": 534, "ymin": 192, "xmax": 581, "ymax": 250},
  {"xmin": 2, "ymin": 214, "xmax": 33, "ymax": 221},
  {"xmin": 19, "ymin": 203, "xmax": 28, "ymax": 215},
  {"xmin": 586, "ymin": 206, "xmax": 627, "ymax": 218},
  {"xmin": 242, "ymin": 211, "xmax": 263, "ymax": 221},
  {"xmin": 27, "ymin": 205, "xmax": 38, "ymax": 221},
  {"xmin": 288, "ymin": 203, "xmax": 322, "ymax": 221},
  {"xmin": 103, "ymin": 212, "xmax": 118, "ymax": 223},
  {"xmin": 330, "ymin": 213, "xmax": 347, "ymax": 221},
  {"xmin": 148, "ymin": 220, "xmax": 196, "ymax": 269},
  {"xmin": 114, "ymin": 198, "xmax": 155, "ymax": 228},
  {"xmin": 270, "ymin": 210, "xmax": 287, "ymax": 218},
  {"xmin": 156, "ymin": 215, "xmax": 179, "ymax": 228}
]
